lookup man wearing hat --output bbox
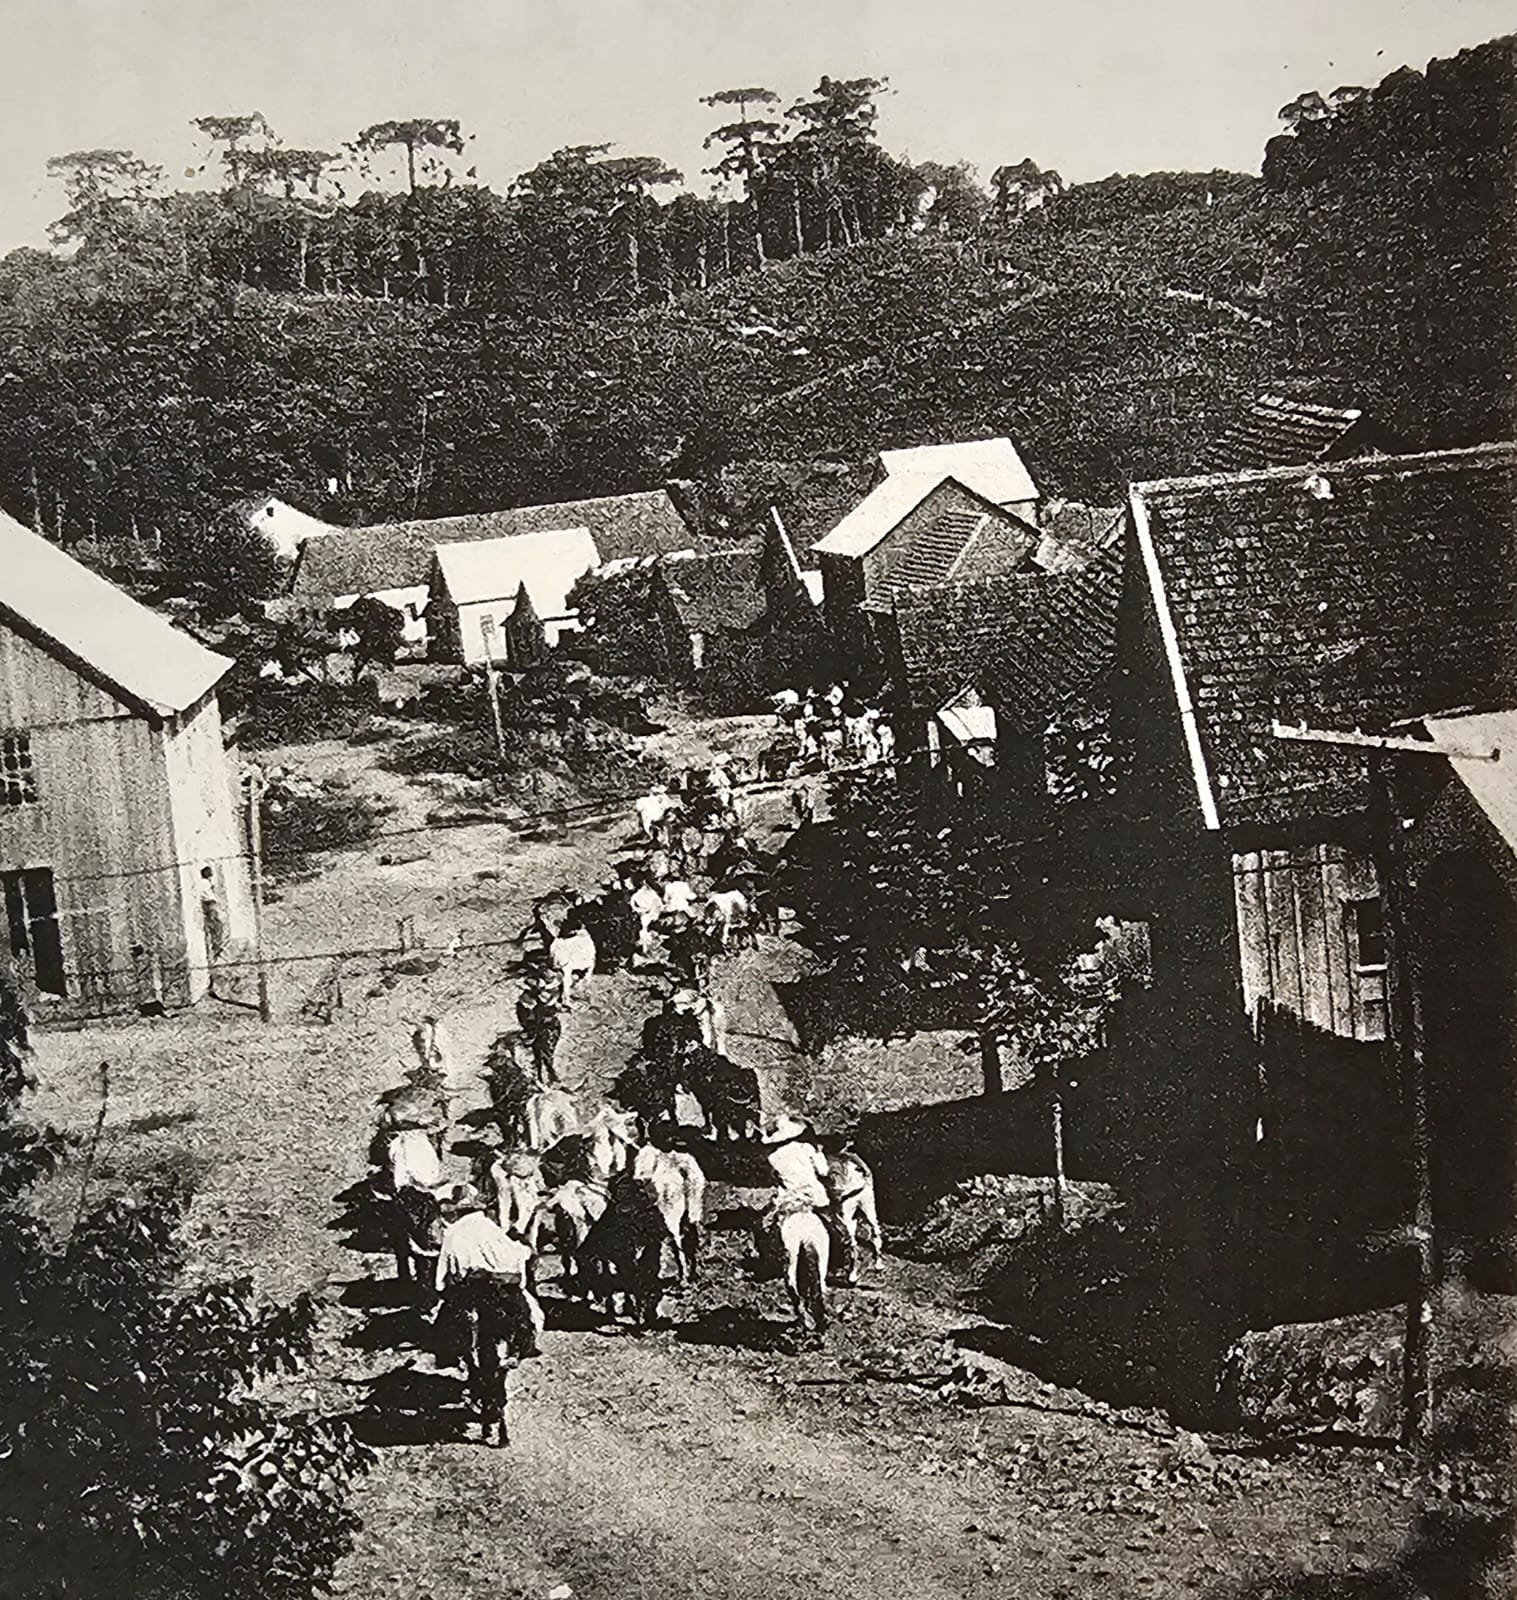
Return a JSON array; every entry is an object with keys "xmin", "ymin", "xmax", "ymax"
[
  {"xmin": 433, "ymin": 1183, "xmax": 543, "ymax": 1369},
  {"xmin": 756, "ymin": 1113, "xmax": 830, "ymax": 1276},
  {"xmin": 515, "ymin": 959, "xmax": 564, "ymax": 1085}
]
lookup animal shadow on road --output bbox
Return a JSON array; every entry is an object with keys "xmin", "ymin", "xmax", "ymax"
[
  {"xmin": 676, "ymin": 1304, "xmax": 800, "ymax": 1354},
  {"xmin": 338, "ymin": 1365, "xmax": 474, "ymax": 1447}
]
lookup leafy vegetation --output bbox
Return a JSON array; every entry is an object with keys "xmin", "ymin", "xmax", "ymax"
[
  {"xmin": 0, "ymin": 979, "xmax": 373, "ymax": 1598},
  {"xmin": 0, "ymin": 38, "xmax": 1508, "ymax": 641}
]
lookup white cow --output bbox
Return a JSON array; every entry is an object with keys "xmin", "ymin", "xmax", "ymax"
[{"xmin": 548, "ymin": 928, "xmax": 597, "ymax": 1007}]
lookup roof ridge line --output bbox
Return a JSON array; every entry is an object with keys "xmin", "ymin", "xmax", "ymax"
[{"xmin": 1135, "ymin": 440, "xmax": 1517, "ymax": 497}]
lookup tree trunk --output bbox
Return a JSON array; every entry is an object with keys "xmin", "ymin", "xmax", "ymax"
[
  {"xmin": 980, "ymin": 1029, "xmax": 1004, "ymax": 1095},
  {"xmin": 1050, "ymin": 1091, "xmax": 1066, "ymax": 1227}
]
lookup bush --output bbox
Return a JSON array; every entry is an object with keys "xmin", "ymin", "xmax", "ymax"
[
  {"xmin": 261, "ymin": 779, "xmax": 391, "ymax": 868},
  {"xmin": 0, "ymin": 980, "xmax": 374, "ymax": 1599}
]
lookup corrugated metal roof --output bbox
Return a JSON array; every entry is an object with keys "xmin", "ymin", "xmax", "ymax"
[
  {"xmin": 1424, "ymin": 708, "xmax": 1517, "ymax": 854},
  {"xmin": 878, "ymin": 438, "xmax": 1039, "ymax": 507},
  {"xmin": 433, "ymin": 527, "xmax": 599, "ymax": 618},
  {"xmin": 813, "ymin": 472, "xmax": 946, "ymax": 559},
  {"xmin": 0, "ymin": 508, "xmax": 230, "ymax": 719}
]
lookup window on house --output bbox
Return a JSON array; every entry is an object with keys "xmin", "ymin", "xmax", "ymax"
[
  {"xmin": 2, "ymin": 867, "xmax": 66, "ymax": 995},
  {"xmin": 0, "ymin": 734, "xmax": 37, "ymax": 806},
  {"xmin": 1347, "ymin": 896, "xmax": 1388, "ymax": 1040}
]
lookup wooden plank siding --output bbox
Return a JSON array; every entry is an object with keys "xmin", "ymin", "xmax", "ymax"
[
  {"xmin": 1232, "ymin": 843, "xmax": 1386, "ymax": 1042},
  {"xmin": 0, "ymin": 623, "xmax": 235, "ymax": 1018}
]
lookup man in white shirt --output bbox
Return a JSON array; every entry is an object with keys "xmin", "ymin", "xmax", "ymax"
[
  {"xmin": 433, "ymin": 1188, "xmax": 544, "ymax": 1368},
  {"xmin": 757, "ymin": 1114, "xmax": 829, "ymax": 1275}
]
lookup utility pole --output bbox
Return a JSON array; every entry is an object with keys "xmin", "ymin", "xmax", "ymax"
[
  {"xmin": 479, "ymin": 618, "xmax": 507, "ymax": 760},
  {"xmin": 244, "ymin": 767, "xmax": 273, "ymax": 1023},
  {"xmin": 1370, "ymin": 751, "xmax": 1436, "ymax": 1444},
  {"xmin": 1268, "ymin": 720, "xmax": 1497, "ymax": 1444}
]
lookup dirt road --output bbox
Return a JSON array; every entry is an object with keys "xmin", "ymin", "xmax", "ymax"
[{"xmin": 30, "ymin": 714, "xmax": 1422, "ymax": 1600}]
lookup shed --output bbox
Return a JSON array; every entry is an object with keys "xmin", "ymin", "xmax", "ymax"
[{"xmin": 0, "ymin": 510, "xmax": 254, "ymax": 1017}]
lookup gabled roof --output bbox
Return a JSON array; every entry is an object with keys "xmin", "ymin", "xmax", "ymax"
[
  {"xmin": 0, "ymin": 509, "xmax": 230, "ymax": 720},
  {"xmin": 432, "ymin": 527, "xmax": 599, "ymax": 619},
  {"xmin": 658, "ymin": 548, "xmax": 768, "ymax": 633},
  {"xmin": 1198, "ymin": 395, "xmax": 1380, "ymax": 474},
  {"xmin": 877, "ymin": 438, "xmax": 1039, "ymax": 507},
  {"xmin": 889, "ymin": 542, "xmax": 1123, "ymax": 729},
  {"xmin": 1129, "ymin": 444, "xmax": 1517, "ymax": 831},
  {"xmin": 814, "ymin": 471, "xmax": 1033, "ymax": 564},
  {"xmin": 291, "ymin": 490, "xmax": 695, "ymax": 601}
]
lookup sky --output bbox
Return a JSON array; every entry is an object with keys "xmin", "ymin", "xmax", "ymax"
[{"xmin": 0, "ymin": 0, "xmax": 1510, "ymax": 252}]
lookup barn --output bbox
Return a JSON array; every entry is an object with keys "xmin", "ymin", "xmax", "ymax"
[{"xmin": 0, "ymin": 511, "xmax": 254, "ymax": 1017}]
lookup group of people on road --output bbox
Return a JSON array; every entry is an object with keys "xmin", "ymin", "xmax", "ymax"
[
  {"xmin": 360, "ymin": 749, "xmax": 880, "ymax": 1445},
  {"xmin": 771, "ymin": 682, "xmax": 896, "ymax": 775}
]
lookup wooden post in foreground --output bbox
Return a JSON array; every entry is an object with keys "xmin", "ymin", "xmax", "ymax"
[
  {"xmin": 1371, "ymin": 752, "xmax": 1436, "ymax": 1445},
  {"xmin": 245, "ymin": 770, "xmax": 273, "ymax": 1023}
]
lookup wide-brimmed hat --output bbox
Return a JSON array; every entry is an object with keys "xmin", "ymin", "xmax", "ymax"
[
  {"xmin": 763, "ymin": 1114, "xmax": 809, "ymax": 1145},
  {"xmin": 439, "ymin": 1181, "xmax": 484, "ymax": 1215},
  {"xmin": 670, "ymin": 986, "xmax": 701, "ymax": 1010}
]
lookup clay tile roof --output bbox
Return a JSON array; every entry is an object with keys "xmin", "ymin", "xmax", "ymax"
[
  {"xmin": 659, "ymin": 548, "xmax": 767, "ymax": 632},
  {"xmin": 1198, "ymin": 394, "xmax": 1376, "ymax": 474},
  {"xmin": 291, "ymin": 490, "xmax": 696, "ymax": 601},
  {"xmin": 889, "ymin": 542, "xmax": 1123, "ymax": 731},
  {"xmin": 1130, "ymin": 443, "xmax": 1517, "ymax": 830},
  {"xmin": 0, "ymin": 508, "xmax": 230, "ymax": 719}
]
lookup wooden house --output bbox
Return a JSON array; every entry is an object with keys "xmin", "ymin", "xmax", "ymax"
[
  {"xmin": 876, "ymin": 531, "xmax": 1123, "ymax": 809},
  {"xmin": 576, "ymin": 523, "xmax": 826, "ymax": 695},
  {"xmin": 427, "ymin": 527, "xmax": 600, "ymax": 666},
  {"xmin": 287, "ymin": 489, "xmax": 697, "ymax": 651},
  {"xmin": 1108, "ymin": 443, "xmax": 1517, "ymax": 1268},
  {"xmin": 812, "ymin": 436, "xmax": 1041, "ymax": 630},
  {"xmin": 0, "ymin": 510, "xmax": 254, "ymax": 1018}
]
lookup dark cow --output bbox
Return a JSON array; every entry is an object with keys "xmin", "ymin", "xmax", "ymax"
[{"xmin": 683, "ymin": 1046, "xmax": 762, "ymax": 1143}]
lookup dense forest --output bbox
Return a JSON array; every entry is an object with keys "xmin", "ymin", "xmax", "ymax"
[{"xmin": 0, "ymin": 38, "xmax": 1511, "ymax": 617}]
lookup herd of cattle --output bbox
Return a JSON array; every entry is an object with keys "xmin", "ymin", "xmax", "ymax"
[{"xmin": 357, "ymin": 742, "xmax": 884, "ymax": 1444}]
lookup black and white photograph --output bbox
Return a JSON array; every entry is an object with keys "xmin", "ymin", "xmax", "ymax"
[{"xmin": 0, "ymin": 2, "xmax": 1513, "ymax": 1596}]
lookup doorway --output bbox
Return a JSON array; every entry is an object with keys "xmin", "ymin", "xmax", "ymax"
[{"xmin": 2, "ymin": 867, "xmax": 66, "ymax": 996}]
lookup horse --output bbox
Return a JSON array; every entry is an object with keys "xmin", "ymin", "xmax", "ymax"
[
  {"xmin": 634, "ymin": 788, "xmax": 678, "ymax": 840},
  {"xmin": 523, "ymin": 1086, "xmax": 579, "ymax": 1151},
  {"xmin": 822, "ymin": 1148, "xmax": 882, "ymax": 1287},
  {"xmin": 629, "ymin": 884, "xmax": 664, "ymax": 955},
  {"xmin": 548, "ymin": 928, "xmax": 597, "ymax": 1007},
  {"xmin": 487, "ymin": 1151, "xmax": 544, "ymax": 1239},
  {"xmin": 705, "ymin": 888, "xmax": 751, "ymax": 951},
  {"xmin": 575, "ymin": 1172, "xmax": 674, "ymax": 1329},
  {"xmin": 780, "ymin": 1210, "xmax": 830, "ymax": 1340},
  {"xmin": 630, "ymin": 1144, "xmax": 705, "ymax": 1285}
]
